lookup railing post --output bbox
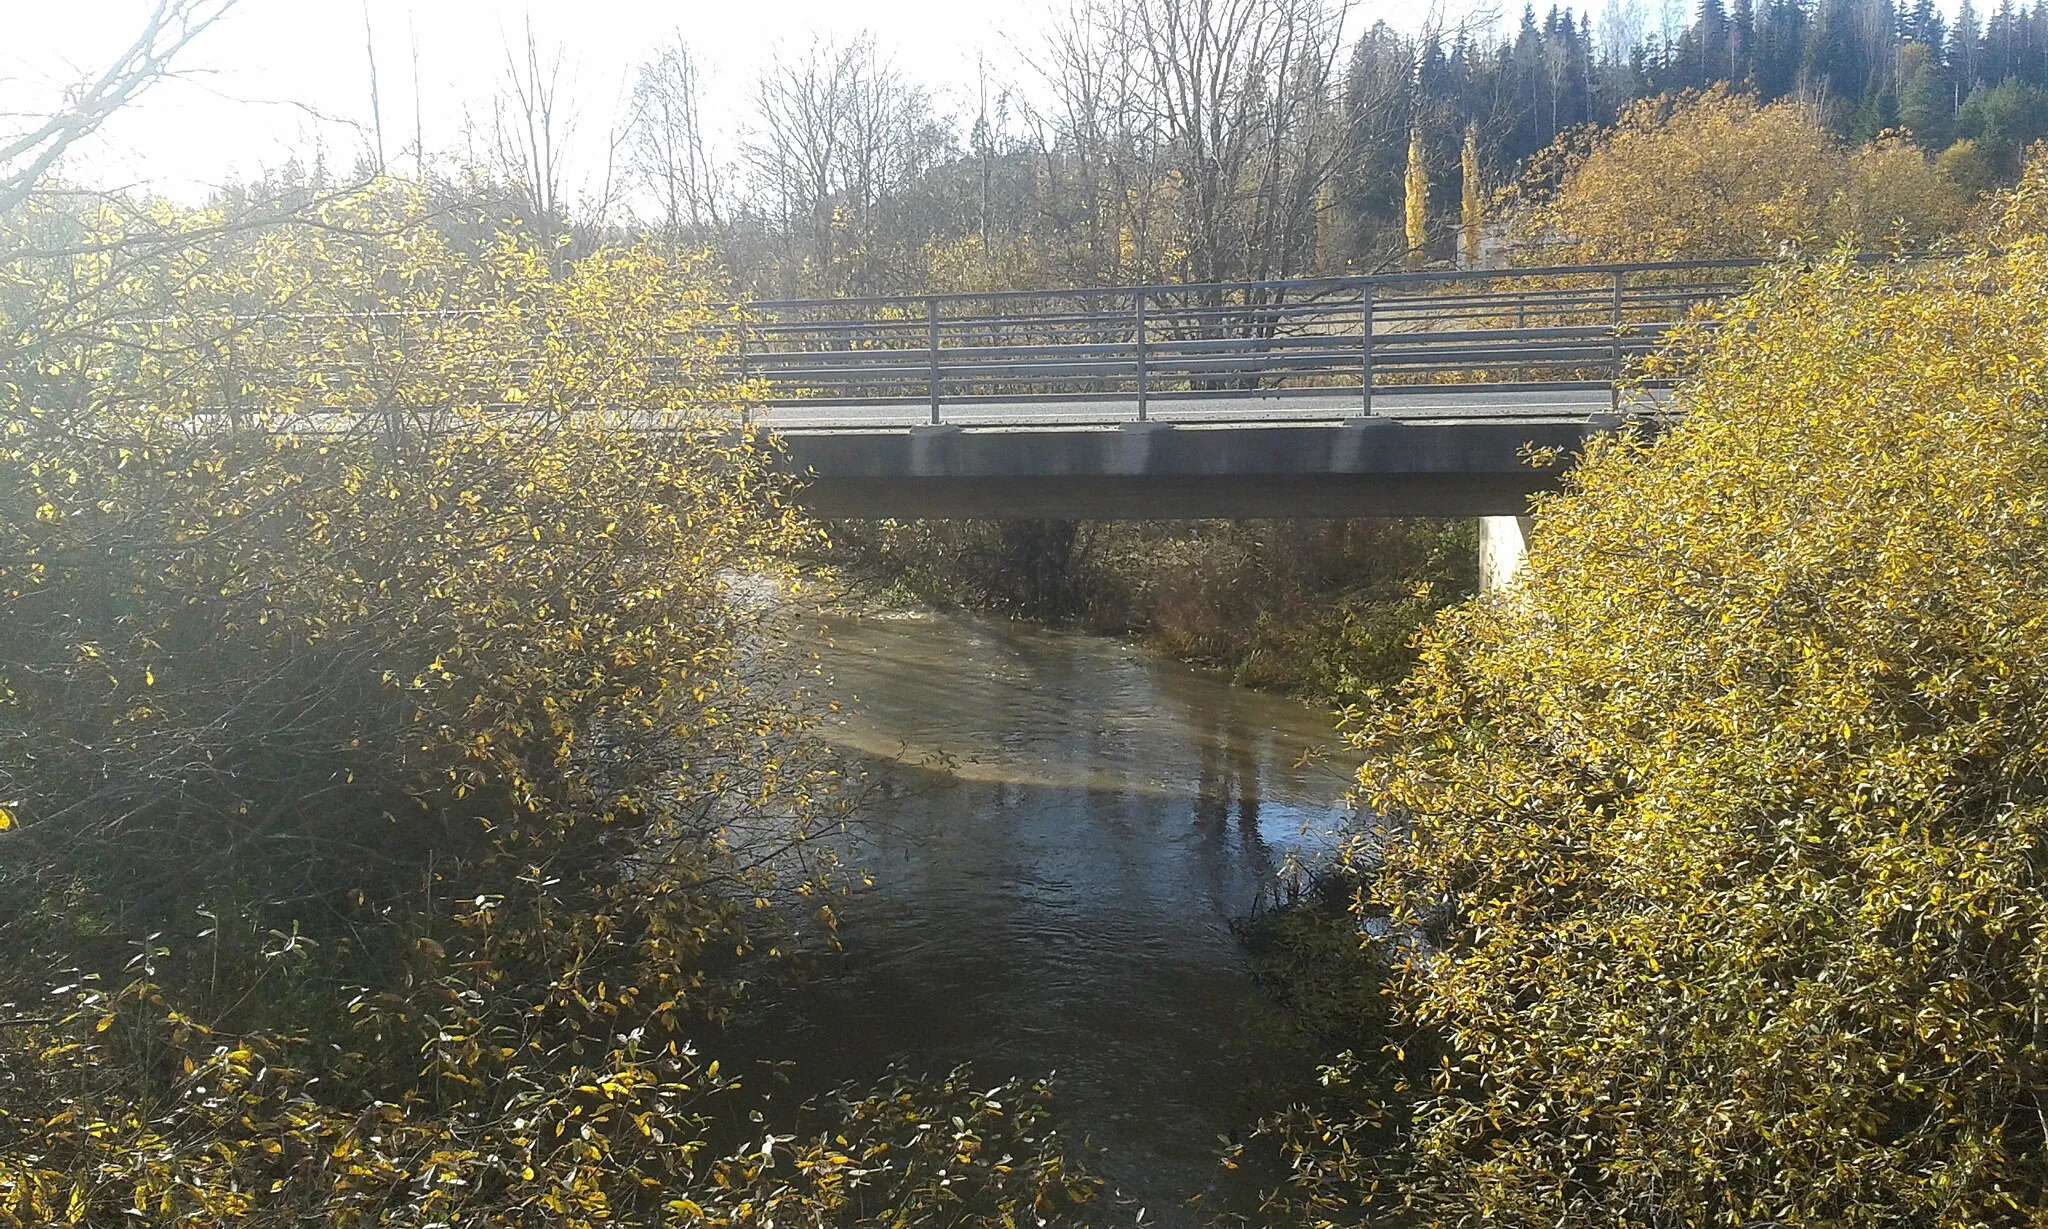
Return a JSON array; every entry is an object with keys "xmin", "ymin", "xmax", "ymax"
[
  {"xmin": 927, "ymin": 295, "xmax": 942, "ymax": 425},
  {"xmin": 737, "ymin": 321, "xmax": 752, "ymax": 427},
  {"xmin": 1611, "ymin": 269, "xmax": 1625, "ymax": 413},
  {"xmin": 1134, "ymin": 289, "xmax": 1148, "ymax": 423},
  {"xmin": 1360, "ymin": 280, "xmax": 1375, "ymax": 416}
]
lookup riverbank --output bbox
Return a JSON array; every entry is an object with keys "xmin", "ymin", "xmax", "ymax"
[{"xmin": 819, "ymin": 518, "xmax": 1478, "ymax": 707}]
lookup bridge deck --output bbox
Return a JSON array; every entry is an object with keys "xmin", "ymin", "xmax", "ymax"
[{"xmin": 760, "ymin": 387, "xmax": 1668, "ymax": 431}]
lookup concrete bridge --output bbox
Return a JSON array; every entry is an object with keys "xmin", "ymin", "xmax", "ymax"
[
  {"xmin": 775, "ymin": 404, "xmax": 1646, "ymax": 521},
  {"xmin": 746, "ymin": 261, "xmax": 1730, "ymax": 534}
]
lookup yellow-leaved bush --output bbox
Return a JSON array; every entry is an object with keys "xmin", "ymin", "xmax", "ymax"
[
  {"xmin": 1507, "ymin": 87, "xmax": 1973, "ymax": 262},
  {"xmin": 0, "ymin": 185, "xmax": 1100, "ymax": 1225},
  {"xmin": 1286, "ymin": 180, "xmax": 2048, "ymax": 1225}
]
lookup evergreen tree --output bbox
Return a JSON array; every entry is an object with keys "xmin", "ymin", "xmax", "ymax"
[
  {"xmin": 1957, "ymin": 0, "xmax": 1985, "ymax": 89},
  {"xmin": 1900, "ymin": 51, "xmax": 1958, "ymax": 147},
  {"xmin": 1694, "ymin": 0, "xmax": 1731, "ymax": 86},
  {"xmin": 1326, "ymin": 0, "xmax": 2048, "ymax": 264},
  {"xmin": 1729, "ymin": 0, "xmax": 1757, "ymax": 81},
  {"xmin": 1989, "ymin": 0, "xmax": 2020, "ymax": 84}
]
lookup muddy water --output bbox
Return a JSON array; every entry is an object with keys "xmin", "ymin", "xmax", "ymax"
[{"xmin": 732, "ymin": 607, "xmax": 1359, "ymax": 1221}]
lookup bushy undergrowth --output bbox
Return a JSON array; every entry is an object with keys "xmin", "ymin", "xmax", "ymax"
[
  {"xmin": 1271, "ymin": 165, "xmax": 2048, "ymax": 1226},
  {"xmin": 1506, "ymin": 87, "xmax": 1975, "ymax": 261},
  {"xmin": 826, "ymin": 518, "xmax": 1475, "ymax": 706},
  {"xmin": 0, "ymin": 186, "xmax": 1101, "ymax": 1225}
]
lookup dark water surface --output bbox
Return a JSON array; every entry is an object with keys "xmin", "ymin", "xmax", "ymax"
[{"xmin": 731, "ymin": 607, "xmax": 1359, "ymax": 1221}]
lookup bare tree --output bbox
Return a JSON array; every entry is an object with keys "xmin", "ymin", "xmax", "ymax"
[
  {"xmin": 1028, "ymin": 0, "xmax": 1350, "ymax": 285},
  {"xmin": 741, "ymin": 36, "xmax": 948, "ymax": 294},
  {"xmin": 629, "ymin": 38, "xmax": 726, "ymax": 238},
  {"xmin": 362, "ymin": 1, "xmax": 387, "ymax": 171},
  {"xmin": 0, "ymin": 0, "xmax": 238, "ymax": 212},
  {"xmin": 491, "ymin": 18, "xmax": 572, "ymax": 249},
  {"xmin": 1026, "ymin": 0, "xmax": 1162, "ymax": 282}
]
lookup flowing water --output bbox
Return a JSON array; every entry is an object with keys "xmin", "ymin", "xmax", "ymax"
[{"xmin": 730, "ymin": 606, "xmax": 1361, "ymax": 1222}]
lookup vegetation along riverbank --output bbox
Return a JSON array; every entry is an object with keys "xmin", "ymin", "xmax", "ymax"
[
  {"xmin": 819, "ymin": 518, "xmax": 1478, "ymax": 708},
  {"xmin": 1249, "ymin": 150, "xmax": 2048, "ymax": 1229},
  {"xmin": 14, "ymin": 1, "xmax": 2048, "ymax": 1224}
]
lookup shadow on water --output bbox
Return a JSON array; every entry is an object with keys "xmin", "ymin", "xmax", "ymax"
[{"xmin": 723, "ymin": 607, "xmax": 1360, "ymax": 1223}]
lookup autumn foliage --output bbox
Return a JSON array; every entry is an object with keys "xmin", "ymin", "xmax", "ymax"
[
  {"xmin": 1508, "ymin": 87, "xmax": 1974, "ymax": 261},
  {"xmin": 0, "ymin": 186, "xmax": 1099, "ymax": 1225},
  {"xmin": 1286, "ymin": 169, "xmax": 2048, "ymax": 1225}
]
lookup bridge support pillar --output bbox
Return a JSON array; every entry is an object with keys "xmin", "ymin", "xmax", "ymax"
[{"xmin": 1479, "ymin": 515, "xmax": 1533, "ymax": 593}]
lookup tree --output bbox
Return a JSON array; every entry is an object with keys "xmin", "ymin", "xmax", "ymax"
[
  {"xmin": 1829, "ymin": 132, "xmax": 1972, "ymax": 247},
  {"xmin": 1507, "ymin": 87, "xmax": 1965, "ymax": 260},
  {"xmin": 1027, "ymin": 0, "xmax": 1349, "ymax": 285},
  {"xmin": 1956, "ymin": 0, "xmax": 1984, "ymax": 90},
  {"xmin": 741, "ymin": 35, "xmax": 947, "ymax": 295},
  {"xmin": 1958, "ymin": 77, "xmax": 2048, "ymax": 176},
  {"xmin": 1330, "ymin": 20, "xmax": 1418, "ymax": 262},
  {"xmin": 1404, "ymin": 124, "xmax": 1430, "ymax": 262},
  {"xmin": 0, "ymin": 11, "xmax": 1114, "ymax": 1218},
  {"xmin": 489, "ymin": 18, "xmax": 573, "ymax": 252},
  {"xmin": 629, "ymin": 36, "xmax": 726, "ymax": 238},
  {"xmin": 0, "ymin": 167, "xmax": 1111, "ymax": 1227},
  {"xmin": 1461, "ymin": 122, "xmax": 1484, "ymax": 266},
  {"xmin": 1305, "ymin": 168, "xmax": 2048, "ymax": 1226},
  {"xmin": 1897, "ymin": 49, "xmax": 1956, "ymax": 149},
  {"xmin": 1937, "ymin": 136, "xmax": 1999, "ymax": 197},
  {"xmin": 0, "ymin": 0, "xmax": 237, "ymax": 212}
]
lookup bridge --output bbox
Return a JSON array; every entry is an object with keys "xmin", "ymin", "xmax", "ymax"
[{"xmin": 741, "ymin": 260, "xmax": 1765, "ymax": 526}]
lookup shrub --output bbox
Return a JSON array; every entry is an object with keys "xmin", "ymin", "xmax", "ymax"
[
  {"xmin": 1938, "ymin": 138, "xmax": 2000, "ymax": 200},
  {"xmin": 0, "ymin": 184, "xmax": 1101, "ymax": 1225},
  {"xmin": 1314, "ymin": 192, "xmax": 2048, "ymax": 1223},
  {"xmin": 1508, "ymin": 88, "xmax": 1970, "ymax": 262},
  {"xmin": 1830, "ymin": 133, "xmax": 1974, "ymax": 248}
]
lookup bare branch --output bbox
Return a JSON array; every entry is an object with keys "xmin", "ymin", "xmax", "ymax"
[{"xmin": 0, "ymin": 0, "xmax": 239, "ymax": 211}]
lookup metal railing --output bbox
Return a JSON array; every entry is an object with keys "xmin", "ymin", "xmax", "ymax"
[{"xmin": 730, "ymin": 258, "xmax": 1803, "ymax": 425}]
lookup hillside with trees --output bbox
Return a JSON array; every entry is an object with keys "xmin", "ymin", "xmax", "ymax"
[{"xmin": 601, "ymin": 0, "xmax": 2048, "ymax": 297}]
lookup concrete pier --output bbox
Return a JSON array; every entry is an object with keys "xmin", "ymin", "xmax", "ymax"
[{"xmin": 1479, "ymin": 514, "xmax": 1533, "ymax": 592}]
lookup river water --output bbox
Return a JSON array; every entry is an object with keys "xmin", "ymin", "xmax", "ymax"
[{"xmin": 729, "ymin": 606, "xmax": 1361, "ymax": 1222}]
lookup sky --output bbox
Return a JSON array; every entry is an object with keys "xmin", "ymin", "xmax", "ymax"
[{"xmin": 6, "ymin": 0, "xmax": 1460, "ymax": 206}]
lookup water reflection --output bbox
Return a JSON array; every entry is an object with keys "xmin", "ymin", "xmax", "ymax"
[{"xmin": 727, "ymin": 608, "xmax": 1356, "ymax": 1222}]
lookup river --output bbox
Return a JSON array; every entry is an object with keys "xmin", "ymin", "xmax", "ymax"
[{"xmin": 727, "ymin": 605, "xmax": 1362, "ymax": 1222}]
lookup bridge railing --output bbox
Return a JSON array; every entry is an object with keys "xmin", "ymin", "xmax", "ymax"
[{"xmin": 731, "ymin": 258, "xmax": 1785, "ymax": 424}]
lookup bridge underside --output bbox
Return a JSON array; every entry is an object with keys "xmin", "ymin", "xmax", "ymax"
[
  {"xmin": 776, "ymin": 414, "xmax": 1625, "ymax": 520},
  {"xmin": 797, "ymin": 472, "xmax": 1551, "ymax": 519}
]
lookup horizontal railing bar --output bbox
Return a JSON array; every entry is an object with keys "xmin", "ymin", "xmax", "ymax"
[
  {"xmin": 744, "ymin": 286, "xmax": 1725, "ymax": 331},
  {"xmin": 731, "ymin": 252, "xmax": 1930, "ymax": 315},
  {"xmin": 745, "ymin": 323, "xmax": 1669, "ymax": 365},
  {"xmin": 748, "ymin": 355, "xmax": 1663, "ymax": 388},
  {"xmin": 732, "ymin": 258, "xmax": 1761, "ymax": 312}
]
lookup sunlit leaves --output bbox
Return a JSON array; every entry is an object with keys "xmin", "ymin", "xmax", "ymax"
[
  {"xmin": 1506, "ymin": 86, "xmax": 1974, "ymax": 263},
  {"xmin": 0, "ymin": 182, "xmax": 1098, "ymax": 1227},
  {"xmin": 1314, "ymin": 168, "xmax": 2048, "ymax": 1226}
]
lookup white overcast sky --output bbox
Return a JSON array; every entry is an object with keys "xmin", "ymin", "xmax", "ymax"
[{"xmin": 7, "ymin": 0, "xmax": 1468, "ymax": 204}]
